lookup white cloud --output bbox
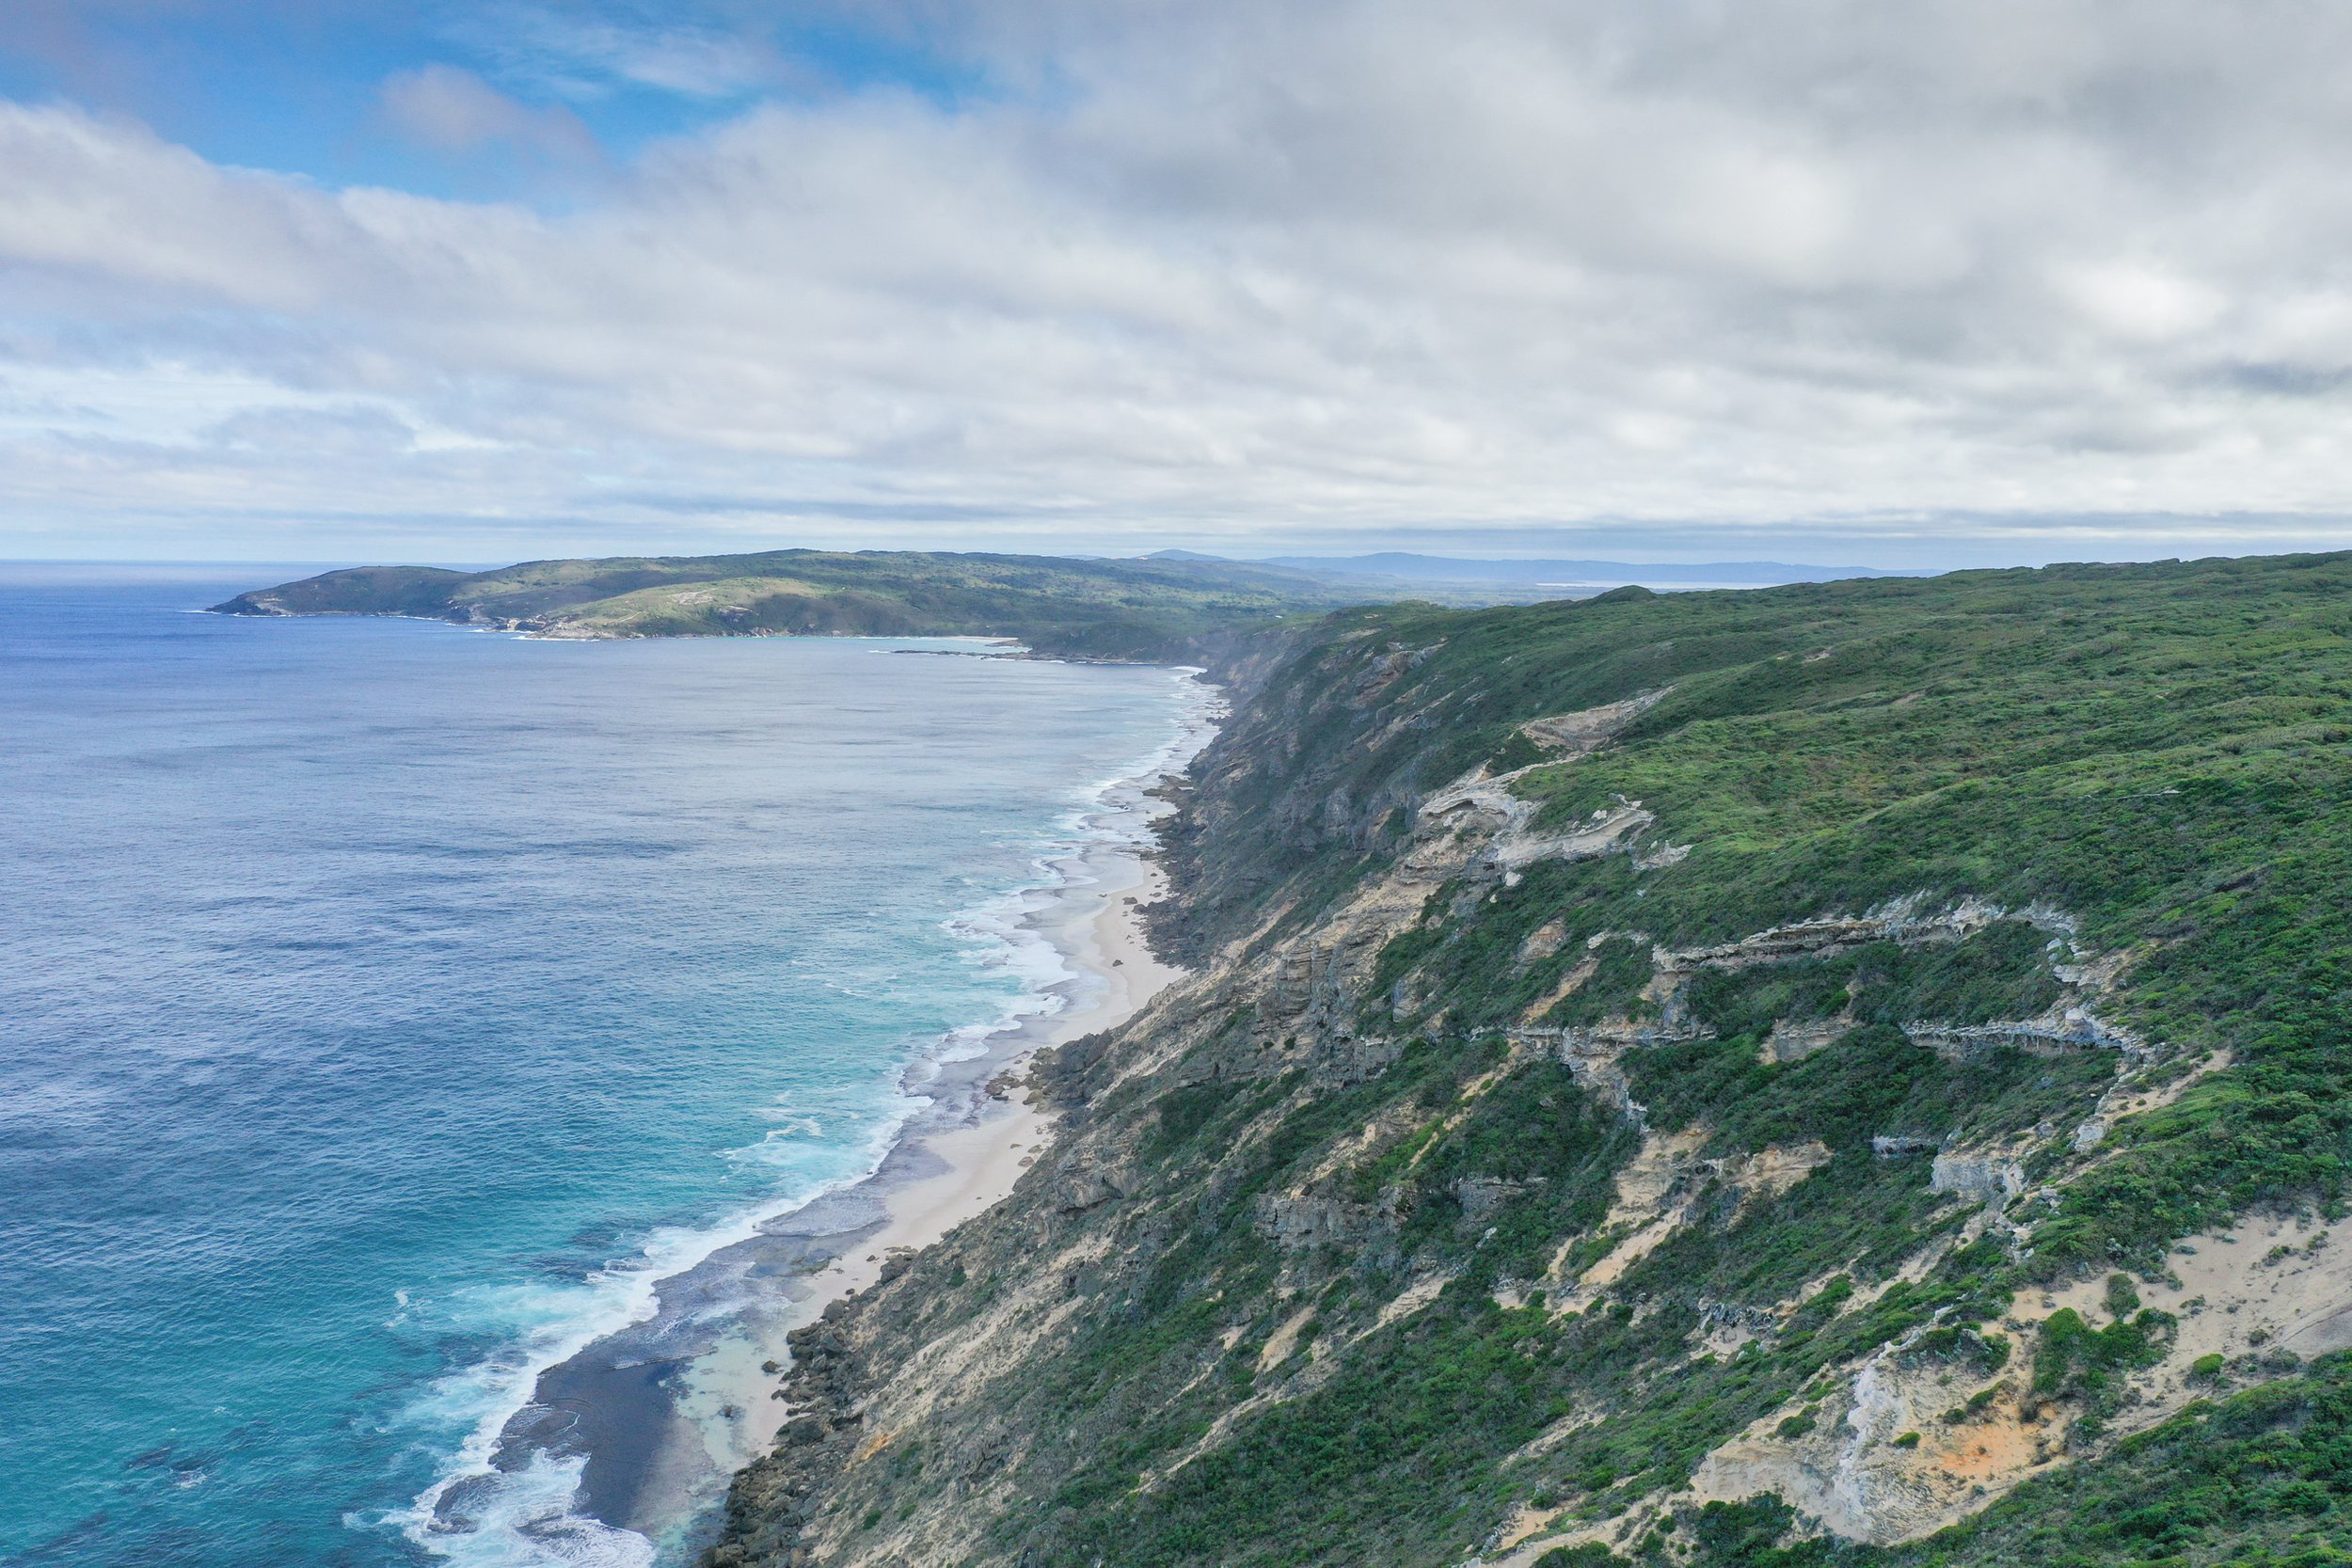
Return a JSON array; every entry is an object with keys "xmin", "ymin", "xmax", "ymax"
[
  {"xmin": 379, "ymin": 64, "xmax": 599, "ymax": 163},
  {"xmin": 2051, "ymin": 261, "xmax": 2228, "ymax": 344},
  {"xmin": 453, "ymin": 6, "xmax": 781, "ymax": 100},
  {"xmin": 7, "ymin": 0, "xmax": 2352, "ymax": 562}
]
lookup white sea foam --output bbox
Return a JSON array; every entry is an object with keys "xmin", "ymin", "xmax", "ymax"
[
  {"xmin": 387, "ymin": 1104, "xmax": 923, "ymax": 1567},
  {"xmin": 392, "ymin": 668, "xmax": 1220, "ymax": 1567},
  {"xmin": 394, "ymin": 1450, "xmax": 656, "ymax": 1568}
]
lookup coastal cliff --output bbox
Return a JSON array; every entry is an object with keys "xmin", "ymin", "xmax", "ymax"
[{"xmin": 703, "ymin": 552, "xmax": 2352, "ymax": 1568}]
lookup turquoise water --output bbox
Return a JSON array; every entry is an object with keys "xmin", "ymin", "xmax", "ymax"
[{"xmin": 0, "ymin": 568, "xmax": 1201, "ymax": 1567}]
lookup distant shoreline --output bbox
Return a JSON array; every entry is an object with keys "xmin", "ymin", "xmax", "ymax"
[{"xmin": 204, "ymin": 550, "xmax": 1348, "ymax": 661}]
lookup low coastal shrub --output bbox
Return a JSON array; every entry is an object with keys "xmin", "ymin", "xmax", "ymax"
[{"xmin": 709, "ymin": 555, "xmax": 2352, "ymax": 1568}]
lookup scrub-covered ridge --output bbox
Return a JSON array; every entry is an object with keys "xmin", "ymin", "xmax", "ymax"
[
  {"xmin": 706, "ymin": 551, "xmax": 2352, "ymax": 1568},
  {"xmin": 211, "ymin": 549, "xmax": 1355, "ymax": 660}
]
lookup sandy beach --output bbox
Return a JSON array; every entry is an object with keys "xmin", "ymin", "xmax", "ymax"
[{"xmin": 475, "ymin": 679, "xmax": 1216, "ymax": 1560}]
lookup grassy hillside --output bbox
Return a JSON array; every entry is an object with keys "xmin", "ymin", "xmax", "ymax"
[
  {"xmin": 1157, "ymin": 555, "xmax": 2352, "ymax": 1271},
  {"xmin": 699, "ymin": 550, "xmax": 2352, "ymax": 1568},
  {"xmin": 211, "ymin": 549, "xmax": 1359, "ymax": 660}
]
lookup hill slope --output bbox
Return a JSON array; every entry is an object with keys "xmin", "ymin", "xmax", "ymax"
[
  {"xmin": 702, "ymin": 551, "xmax": 2352, "ymax": 1568},
  {"xmin": 211, "ymin": 550, "xmax": 1359, "ymax": 661}
]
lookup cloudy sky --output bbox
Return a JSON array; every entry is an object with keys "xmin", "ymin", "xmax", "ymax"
[{"xmin": 7, "ymin": 1, "xmax": 2352, "ymax": 565}]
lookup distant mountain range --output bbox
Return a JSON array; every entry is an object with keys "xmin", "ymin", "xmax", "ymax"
[{"xmin": 1149, "ymin": 548, "xmax": 1925, "ymax": 593}]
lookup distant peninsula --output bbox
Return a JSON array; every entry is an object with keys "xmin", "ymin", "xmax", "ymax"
[{"xmin": 210, "ymin": 549, "xmax": 1363, "ymax": 661}]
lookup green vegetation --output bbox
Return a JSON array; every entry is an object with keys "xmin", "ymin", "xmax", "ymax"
[
  {"xmin": 212, "ymin": 548, "xmax": 1359, "ymax": 659},
  {"xmin": 1108, "ymin": 554, "xmax": 2352, "ymax": 1564},
  {"xmin": 1538, "ymin": 1348, "xmax": 2352, "ymax": 1567},
  {"xmin": 702, "ymin": 551, "xmax": 2352, "ymax": 1568},
  {"xmin": 1160, "ymin": 553, "xmax": 2352, "ymax": 1276}
]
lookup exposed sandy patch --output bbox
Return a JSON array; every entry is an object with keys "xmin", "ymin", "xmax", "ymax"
[
  {"xmin": 1518, "ymin": 917, "xmax": 1570, "ymax": 966},
  {"xmin": 1523, "ymin": 953, "xmax": 1600, "ymax": 1023},
  {"xmin": 1403, "ymin": 1052, "xmax": 1528, "ymax": 1172},
  {"xmin": 1495, "ymin": 1502, "xmax": 1563, "ymax": 1552},
  {"xmin": 1258, "ymin": 1306, "xmax": 1319, "ymax": 1373},
  {"xmin": 1506, "ymin": 1402, "xmax": 1605, "ymax": 1464},
  {"xmin": 1547, "ymin": 1125, "xmax": 1709, "ymax": 1301},
  {"xmin": 1487, "ymin": 1517, "xmax": 1629, "ymax": 1568},
  {"xmin": 1374, "ymin": 1273, "xmax": 1453, "ymax": 1331},
  {"xmin": 1722, "ymin": 1142, "xmax": 1833, "ymax": 1212},
  {"xmin": 1154, "ymin": 1323, "xmax": 1359, "ymax": 1483},
  {"xmin": 1930, "ymin": 1418, "xmax": 2040, "ymax": 1482},
  {"xmin": 2032, "ymin": 1208, "xmax": 2352, "ymax": 1432}
]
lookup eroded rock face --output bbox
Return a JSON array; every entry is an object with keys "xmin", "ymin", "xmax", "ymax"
[
  {"xmin": 1872, "ymin": 1134, "xmax": 1941, "ymax": 1158},
  {"xmin": 1454, "ymin": 1176, "xmax": 1532, "ymax": 1221},
  {"xmin": 1508, "ymin": 1021, "xmax": 1698, "ymax": 1127},
  {"xmin": 1251, "ymin": 938, "xmax": 1401, "ymax": 1060},
  {"xmin": 1253, "ymin": 1190, "xmax": 1399, "ymax": 1252},
  {"xmin": 1902, "ymin": 1008, "xmax": 2148, "ymax": 1063},
  {"xmin": 1929, "ymin": 1154, "xmax": 2026, "ymax": 1206},
  {"xmin": 1491, "ymin": 802, "xmax": 1656, "ymax": 874},
  {"xmin": 1687, "ymin": 1334, "xmax": 2057, "ymax": 1546},
  {"xmin": 1053, "ymin": 1163, "xmax": 1125, "ymax": 1212},
  {"xmin": 1517, "ymin": 689, "xmax": 1673, "ymax": 757},
  {"xmin": 1417, "ymin": 768, "xmax": 1676, "ymax": 880},
  {"xmin": 1763, "ymin": 1016, "xmax": 1848, "ymax": 1063}
]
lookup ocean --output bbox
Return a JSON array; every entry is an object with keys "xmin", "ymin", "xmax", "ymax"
[{"xmin": 0, "ymin": 566, "xmax": 1210, "ymax": 1567}]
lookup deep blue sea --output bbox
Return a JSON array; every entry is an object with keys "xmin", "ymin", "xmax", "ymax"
[{"xmin": 0, "ymin": 567, "xmax": 1202, "ymax": 1567}]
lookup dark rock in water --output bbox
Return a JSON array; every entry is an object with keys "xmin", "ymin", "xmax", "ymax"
[
  {"xmin": 497, "ymin": 1353, "xmax": 680, "ymax": 1530},
  {"xmin": 489, "ymin": 1402, "xmax": 586, "ymax": 1461}
]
